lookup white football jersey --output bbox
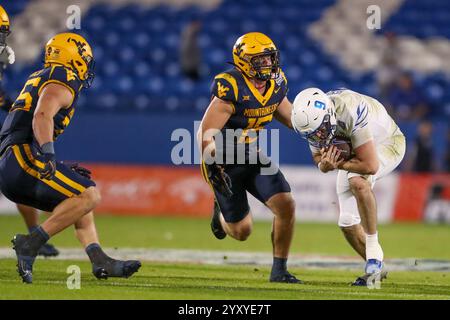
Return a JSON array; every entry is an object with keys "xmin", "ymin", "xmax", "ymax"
[{"xmin": 326, "ymin": 89, "xmax": 403, "ymax": 148}]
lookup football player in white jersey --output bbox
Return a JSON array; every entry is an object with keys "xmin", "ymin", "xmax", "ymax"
[{"xmin": 291, "ymin": 88, "xmax": 406, "ymax": 286}]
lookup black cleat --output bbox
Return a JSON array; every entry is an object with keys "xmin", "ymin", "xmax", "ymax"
[
  {"xmin": 93, "ymin": 259, "xmax": 142, "ymax": 280},
  {"xmin": 211, "ymin": 200, "xmax": 226, "ymax": 240},
  {"xmin": 11, "ymin": 234, "xmax": 37, "ymax": 284},
  {"xmin": 351, "ymin": 270, "xmax": 388, "ymax": 286},
  {"xmin": 37, "ymin": 243, "xmax": 60, "ymax": 257},
  {"xmin": 270, "ymin": 271, "xmax": 304, "ymax": 284}
]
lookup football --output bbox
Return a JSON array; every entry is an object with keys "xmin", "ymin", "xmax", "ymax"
[{"xmin": 330, "ymin": 137, "xmax": 353, "ymax": 161}]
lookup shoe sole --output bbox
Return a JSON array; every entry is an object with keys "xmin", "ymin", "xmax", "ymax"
[
  {"xmin": 37, "ymin": 252, "xmax": 60, "ymax": 258},
  {"xmin": 270, "ymin": 279, "xmax": 304, "ymax": 284}
]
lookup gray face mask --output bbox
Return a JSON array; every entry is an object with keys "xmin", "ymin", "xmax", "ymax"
[
  {"xmin": 302, "ymin": 114, "xmax": 337, "ymax": 148},
  {"xmin": 0, "ymin": 32, "xmax": 9, "ymax": 46}
]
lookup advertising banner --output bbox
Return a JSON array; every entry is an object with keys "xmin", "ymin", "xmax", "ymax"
[{"xmin": 0, "ymin": 165, "xmax": 403, "ymax": 223}]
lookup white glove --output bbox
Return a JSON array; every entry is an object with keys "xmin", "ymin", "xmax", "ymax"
[{"xmin": 0, "ymin": 45, "xmax": 15, "ymax": 65}]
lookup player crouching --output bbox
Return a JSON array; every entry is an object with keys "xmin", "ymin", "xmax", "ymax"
[{"xmin": 291, "ymin": 88, "xmax": 406, "ymax": 287}]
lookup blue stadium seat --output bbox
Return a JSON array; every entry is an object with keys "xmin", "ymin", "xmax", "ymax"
[{"xmin": 3, "ymin": 0, "xmax": 449, "ymax": 118}]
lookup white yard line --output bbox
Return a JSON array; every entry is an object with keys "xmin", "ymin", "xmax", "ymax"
[{"xmin": 1, "ymin": 247, "xmax": 449, "ymax": 271}]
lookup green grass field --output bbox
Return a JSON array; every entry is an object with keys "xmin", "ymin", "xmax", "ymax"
[{"xmin": 1, "ymin": 214, "xmax": 450, "ymax": 300}]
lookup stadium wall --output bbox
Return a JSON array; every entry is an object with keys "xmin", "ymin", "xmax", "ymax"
[{"xmin": 1, "ymin": 165, "xmax": 448, "ymax": 223}]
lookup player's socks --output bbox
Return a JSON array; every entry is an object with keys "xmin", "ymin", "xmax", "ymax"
[
  {"xmin": 364, "ymin": 233, "xmax": 384, "ymax": 276},
  {"xmin": 28, "ymin": 226, "xmax": 60, "ymax": 257},
  {"xmin": 271, "ymin": 257, "xmax": 287, "ymax": 276},
  {"xmin": 86, "ymin": 243, "xmax": 109, "ymax": 265},
  {"xmin": 12, "ymin": 227, "xmax": 49, "ymax": 261},
  {"xmin": 86, "ymin": 243, "xmax": 141, "ymax": 279},
  {"xmin": 27, "ymin": 226, "xmax": 50, "ymax": 253},
  {"xmin": 270, "ymin": 257, "xmax": 303, "ymax": 284},
  {"xmin": 28, "ymin": 226, "xmax": 38, "ymax": 234},
  {"xmin": 365, "ymin": 232, "xmax": 384, "ymax": 262}
]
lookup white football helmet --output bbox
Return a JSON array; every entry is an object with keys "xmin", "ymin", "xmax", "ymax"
[{"xmin": 291, "ymin": 87, "xmax": 337, "ymax": 147}]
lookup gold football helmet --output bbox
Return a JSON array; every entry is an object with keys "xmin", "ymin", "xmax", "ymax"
[
  {"xmin": 0, "ymin": 5, "xmax": 11, "ymax": 44},
  {"xmin": 44, "ymin": 32, "xmax": 95, "ymax": 88},
  {"xmin": 232, "ymin": 32, "xmax": 280, "ymax": 81}
]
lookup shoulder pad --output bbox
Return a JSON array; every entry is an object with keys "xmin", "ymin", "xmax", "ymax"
[
  {"xmin": 211, "ymin": 72, "xmax": 239, "ymax": 102},
  {"xmin": 39, "ymin": 66, "xmax": 83, "ymax": 97}
]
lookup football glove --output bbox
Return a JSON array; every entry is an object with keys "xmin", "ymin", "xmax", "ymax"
[
  {"xmin": 206, "ymin": 164, "xmax": 233, "ymax": 198},
  {"xmin": 0, "ymin": 45, "xmax": 15, "ymax": 66},
  {"xmin": 69, "ymin": 163, "xmax": 92, "ymax": 179},
  {"xmin": 38, "ymin": 153, "xmax": 56, "ymax": 180}
]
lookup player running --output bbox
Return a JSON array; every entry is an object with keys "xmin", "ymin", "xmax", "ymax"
[
  {"xmin": 0, "ymin": 4, "xmax": 59, "ymax": 258},
  {"xmin": 0, "ymin": 32, "xmax": 141, "ymax": 283},
  {"xmin": 291, "ymin": 87, "xmax": 406, "ymax": 286},
  {"xmin": 198, "ymin": 32, "xmax": 301, "ymax": 283}
]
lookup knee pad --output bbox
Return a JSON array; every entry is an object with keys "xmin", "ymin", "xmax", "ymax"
[{"xmin": 337, "ymin": 189, "xmax": 361, "ymax": 227}]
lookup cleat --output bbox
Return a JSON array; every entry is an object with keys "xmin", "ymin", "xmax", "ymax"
[
  {"xmin": 93, "ymin": 267, "xmax": 108, "ymax": 280},
  {"xmin": 351, "ymin": 270, "xmax": 388, "ymax": 287},
  {"xmin": 121, "ymin": 260, "xmax": 142, "ymax": 278},
  {"xmin": 365, "ymin": 259, "xmax": 383, "ymax": 274},
  {"xmin": 93, "ymin": 259, "xmax": 141, "ymax": 280},
  {"xmin": 11, "ymin": 234, "xmax": 37, "ymax": 284},
  {"xmin": 37, "ymin": 243, "xmax": 60, "ymax": 257},
  {"xmin": 210, "ymin": 200, "xmax": 226, "ymax": 240},
  {"xmin": 270, "ymin": 271, "xmax": 303, "ymax": 284}
]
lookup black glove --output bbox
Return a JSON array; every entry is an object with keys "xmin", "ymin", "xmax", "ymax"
[
  {"xmin": 206, "ymin": 164, "xmax": 233, "ymax": 198},
  {"xmin": 38, "ymin": 153, "xmax": 56, "ymax": 180},
  {"xmin": 69, "ymin": 163, "xmax": 92, "ymax": 179}
]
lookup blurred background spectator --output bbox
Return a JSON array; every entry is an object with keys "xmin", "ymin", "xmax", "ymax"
[
  {"xmin": 180, "ymin": 20, "xmax": 202, "ymax": 81},
  {"xmin": 386, "ymin": 73, "xmax": 430, "ymax": 121},
  {"xmin": 445, "ymin": 130, "xmax": 450, "ymax": 172},
  {"xmin": 406, "ymin": 120, "xmax": 436, "ymax": 172},
  {"xmin": 376, "ymin": 32, "xmax": 401, "ymax": 103}
]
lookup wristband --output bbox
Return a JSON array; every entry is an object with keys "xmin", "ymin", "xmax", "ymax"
[{"xmin": 41, "ymin": 142, "xmax": 55, "ymax": 154}]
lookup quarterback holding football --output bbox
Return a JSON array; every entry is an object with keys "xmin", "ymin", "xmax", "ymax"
[{"xmin": 291, "ymin": 88, "xmax": 406, "ymax": 286}]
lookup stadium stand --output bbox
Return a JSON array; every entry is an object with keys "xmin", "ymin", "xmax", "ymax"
[{"xmin": 1, "ymin": 0, "xmax": 449, "ymax": 168}]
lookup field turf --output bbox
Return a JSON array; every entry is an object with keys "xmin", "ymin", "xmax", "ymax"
[{"xmin": 0, "ymin": 215, "xmax": 449, "ymax": 300}]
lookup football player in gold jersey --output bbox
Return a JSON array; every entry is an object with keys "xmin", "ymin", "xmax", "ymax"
[
  {"xmin": 0, "ymin": 4, "xmax": 60, "ymax": 257},
  {"xmin": 0, "ymin": 32, "xmax": 141, "ymax": 283},
  {"xmin": 198, "ymin": 32, "xmax": 301, "ymax": 283}
]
